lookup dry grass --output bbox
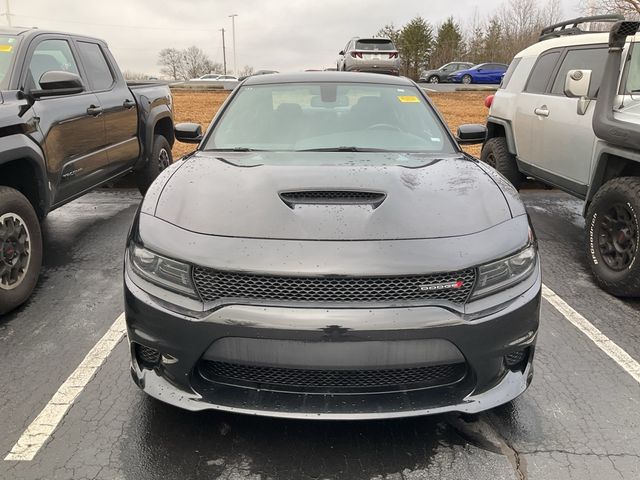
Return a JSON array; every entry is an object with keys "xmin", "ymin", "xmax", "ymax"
[{"xmin": 170, "ymin": 89, "xmax": 490, "ymax": 159}]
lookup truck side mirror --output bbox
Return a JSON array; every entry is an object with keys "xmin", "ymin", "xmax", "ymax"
[
  {"xmin": 456, "ymin": 124, "xmax": 487, "ymax": 145},
  {"xmin": 565, "ymin": 69, "xmax": 592, "ymax": 115},
  {"xmin": 31, "ymin": 71, "xmax": 83, "ymax": 98},
  {"xmin": 175, "ymin": 122, "xmax": 203, "ymax": 144}
]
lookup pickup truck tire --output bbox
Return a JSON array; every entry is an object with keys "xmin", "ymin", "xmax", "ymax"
[
  {"xmin": 0, "ymin": 187, "xmax": 43, "ymax": 315},
  {"xmin": 135, "ymin": 135, "xmax": 173, "ymax": 195},
  {"xmin": 585, "ymin": 177, "xmax": 640, "ymax": 297},
  {"xmin": 481, "ymin": 137, "xmax": 525, "ymax": 190}
]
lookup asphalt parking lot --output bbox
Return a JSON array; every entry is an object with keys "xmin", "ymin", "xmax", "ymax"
[{"xmin": 0, "ymin": 187, "xmax": 639, "ymax": 480}]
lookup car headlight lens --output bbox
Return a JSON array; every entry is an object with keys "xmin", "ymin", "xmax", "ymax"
[
  {"xmin": 129, "ymin": 245, "xmax": 196, "ymax": 296},
  {"xmin": 471, "ymin": 244, "xmax": 537, "ymax": 299}
]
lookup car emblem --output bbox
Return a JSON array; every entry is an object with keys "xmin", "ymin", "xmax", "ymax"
[{"xmin": 420, "ymin": 280, "xmax": 464, "ymax": 291}]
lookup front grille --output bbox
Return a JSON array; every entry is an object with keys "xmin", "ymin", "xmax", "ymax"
[
  {"xmin": 198, "ymin": 360, "xmax": 467, "ymax": 392},
  {"xmin": 192, "ymin": 268, "xmax": 476, "ymax": 305}
]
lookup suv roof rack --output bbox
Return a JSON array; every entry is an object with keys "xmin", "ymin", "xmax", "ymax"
[{"xmin": 538, "ymin": 14, "xmax": 625, "ymax": 42}]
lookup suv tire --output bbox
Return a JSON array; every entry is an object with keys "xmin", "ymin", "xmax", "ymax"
[
  {"xmin": 481, "ymin": 137, "xmax": 525, "ymax": 190},
  {"xmin": 0, "ymin": 187, "xmax": 43, "ymax": 315},
  {"xmin": 585, "ymin": 177, "xmax": 640, "ymax": 297},
  {"xmin": 136, "ymin": 134, "xmax": 172, "ymax": 195},
  {"xmin": 429, "ymin": 75, "xmax": 440, "ymax": 84}
]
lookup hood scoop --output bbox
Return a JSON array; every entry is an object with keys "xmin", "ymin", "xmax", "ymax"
[{"xmin": 279, "ymin": 190, "xmax": 387, "ymax": 209}]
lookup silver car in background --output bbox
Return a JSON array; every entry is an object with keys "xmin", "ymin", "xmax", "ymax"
[{"xmin": 337, "ymin": 37, "xmax": 400, "ymax": 75}]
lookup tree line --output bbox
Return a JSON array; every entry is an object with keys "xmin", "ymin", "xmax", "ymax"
[
  {"xmin": 157, "ymin": 46, "xmax": 254, "ymax": 80},
  {"xmin": 377, "ymin": 0, "xmax": 561, "ymax": 80}
]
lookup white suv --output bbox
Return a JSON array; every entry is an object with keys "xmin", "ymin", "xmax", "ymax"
[{"xmin": 482, "ymin": 16, "xmax": 640, "ymax": 297}]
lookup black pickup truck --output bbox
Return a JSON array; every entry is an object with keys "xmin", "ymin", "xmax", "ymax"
[{"xmin": 0, "ymin": 27, "xmax": 175, "ymax": 314}]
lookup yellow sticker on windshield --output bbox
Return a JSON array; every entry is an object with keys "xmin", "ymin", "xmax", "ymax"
[
  {"xmin": 0, "ymin": 45, "xmax": 12, "ymax": 52},
  {"xmin": 398, "ymin": 95, "xmax": 420, "ymax": 103}
]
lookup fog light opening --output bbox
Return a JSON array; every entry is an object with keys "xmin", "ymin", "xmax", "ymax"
[
  {"xmin": 504, "ymin": 347, "xmax": 530, "ymax": 371},
  {"xmin": 135, "ymin": 343, "xmax": 161, "ymax": 369}
]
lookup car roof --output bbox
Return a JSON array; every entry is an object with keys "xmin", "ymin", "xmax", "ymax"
[
  {"xmin": 517, "ymin": 31, "xmax": 640, "ymax": 57},
  {"xmin": 243, "ymin": 71, "xmax": 415, "ymax": 86}
]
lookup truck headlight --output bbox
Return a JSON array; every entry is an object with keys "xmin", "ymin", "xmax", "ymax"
[
  {"xmin": 471, "ymin": 244, "xmax": 537, "ymax": 299},
  {"xmin": 129, "ymin": 244, "xmax": 196, "ymax": 296}
]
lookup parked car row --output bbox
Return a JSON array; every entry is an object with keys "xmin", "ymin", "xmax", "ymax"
[{"xmin": 420, "ymin": 62, "xmax": 508, "ymax": 84}]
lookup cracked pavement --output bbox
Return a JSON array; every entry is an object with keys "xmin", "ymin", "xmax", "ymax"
[{"xmin": 0, "ymin": 189, "xmax": 639, "ymax": 479}]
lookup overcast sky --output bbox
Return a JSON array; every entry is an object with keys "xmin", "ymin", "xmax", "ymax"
[{"xmin": 8, "ymin": 0, "xmax": 580, "ymax": 76}]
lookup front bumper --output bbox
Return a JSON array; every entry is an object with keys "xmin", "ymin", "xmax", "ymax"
[{"xmin": 124, "ymin": 263, "xmax": 541, "ymax": 419}]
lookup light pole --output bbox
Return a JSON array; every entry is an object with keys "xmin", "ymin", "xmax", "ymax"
[
  {"xmin": 220, "ymin": 28, "xmax": 227, "ymax": 75},
  {"xmin": 229, "ymin": 14, "xmax": 238, "ymax": 75}
]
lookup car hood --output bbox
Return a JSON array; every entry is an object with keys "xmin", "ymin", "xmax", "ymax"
[{"xmin": 149, "ymin": 151, "xmax": 514, "ymax": 240}]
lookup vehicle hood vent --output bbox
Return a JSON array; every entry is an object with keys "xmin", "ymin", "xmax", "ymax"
[{"xmin": 279, "ymin": 190, "xmax": 386, "ymax": 209}]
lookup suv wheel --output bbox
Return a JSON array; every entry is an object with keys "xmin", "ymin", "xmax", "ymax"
[
  {"xmin": 461, "ymin": 74, "xmax": 472, "ymax": 84},
  {"xmin": 136, "ymin": 134, "xmax": 173, "ymax": 195},
  {"xmin": 0, "ymin": 187, "xmax": 43, "ymax": 315},
  {"xmin": 480, "ymin": 137, "xmax": 525, "ymax": 190},
  {"xmin": 429, "ymin": 75, "xmax": 440, "ymax": 84},
  {"xmin": 585, "ymin": 177, "xmax": 640, "ymax": 297}
]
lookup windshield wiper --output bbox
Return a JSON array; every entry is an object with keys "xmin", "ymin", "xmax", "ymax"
[
  {"xmin": 204, "ymin": 147, "xmax": 263, "ymax": 152},
  {"xmin": 296, "ymin": 146, "xmax": 389, "ymax": 152}
]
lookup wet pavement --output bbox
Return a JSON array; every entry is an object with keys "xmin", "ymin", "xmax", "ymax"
[{"xmin": 0, "ymin": 188, "xmax": 639, "ymax": 480}]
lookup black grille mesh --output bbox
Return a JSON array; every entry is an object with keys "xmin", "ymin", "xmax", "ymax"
[
  {"xmin": 136, "ymin": 344, "xmax": 160, "ymax": 366},
  {"xmin": 192, "ymin": 268, "xmax": 476, "ymax": 305},
  {"xmin": 199, "ymin": 360, "xmax": 466, "ymax": 391}
]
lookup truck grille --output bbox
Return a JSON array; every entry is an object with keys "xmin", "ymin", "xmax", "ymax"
[
  {"xmin": 192, "ymin": 268, "xmax": 476, "ymax": 305},
  {"xmin": 198, "ymin": 360, "xmax": 467, "ymax": 392}
]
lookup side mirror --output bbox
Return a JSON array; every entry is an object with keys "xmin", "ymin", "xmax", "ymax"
[
  {"xmin": 339, "ymin": 50, "xmax": 345, "ymax": 56},
  {"xmin": 565, "ymin": 69, "xmax": 592, "ymax": 115},
  {"xmin": 31, "ymin": 71, "xmax": 83, "ymax": 97},
  {"xmin": 565, "ymin": 69, "xmax": 592, "ymax": 98},
  {"xmin": 456, "ymin": 124, "xmax": 487, "ymax": 145},
  {"xmin": 175, "ymin": 122, "xmax": 203, "ymax": 144}
]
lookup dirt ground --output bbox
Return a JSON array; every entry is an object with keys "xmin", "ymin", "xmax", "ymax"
[{"xmin": 170, "ymin": 89, "xmax": 489, "ymax": 159}]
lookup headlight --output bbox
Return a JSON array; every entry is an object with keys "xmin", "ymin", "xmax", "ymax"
[
  {"xmin": 471, "ymin": 244, "xmax": 537, "ymax": 299},
  {"xmin": 129, "ymin": 244, "xmax": 196, "ymax": 296}
]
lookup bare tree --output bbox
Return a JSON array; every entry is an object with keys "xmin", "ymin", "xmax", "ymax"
[
  {"xmin": 158, "ymin": 48, "xmax": 184, "ymax": 80},
  {"xmin": 239, "ymin": 65, "xmax": 254, "ymax": 77},
  {"xmin": 182, "ymin": 46, "xmax": 214, "ymax": 79},
  {"xmin": 581, "ymin": 0, "xmax": 640, "ymax": 18}
]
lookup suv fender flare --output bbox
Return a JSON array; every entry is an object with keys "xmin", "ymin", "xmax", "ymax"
[
  {"xmin": 585, "ymin": 142, "xmax": 640, "ymax": 215},
  {"xmin": 0, "ymin": 134, "xmax": 50, "ymax": 216},
  {"xmin": 486, "ymin": 116, "xmax": 517, "ymax": 155}
]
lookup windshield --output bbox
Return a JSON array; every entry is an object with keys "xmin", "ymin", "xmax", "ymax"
[
  {"xmin": 205, "ymin": 82, "xmax": 456, "ymax": 153},
  {"xmin": 0, "ymin": 35, "xmax": 18, "ymax": 89}
]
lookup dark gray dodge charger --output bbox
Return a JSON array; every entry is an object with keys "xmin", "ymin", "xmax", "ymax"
[{"xmin": 124, "ymin": 72, "xmax": 541, "ymax": 419}]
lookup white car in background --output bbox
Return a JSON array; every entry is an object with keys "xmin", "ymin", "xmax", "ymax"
[
  {"xmin": 189, "ymin": 74, "xmax": 222, "ymax": 81},
  {"xmin": 188, "ymin": 74, "xmax": 239, "ymax": 90}
]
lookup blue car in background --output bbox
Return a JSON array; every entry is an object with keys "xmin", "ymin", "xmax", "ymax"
[{"xmin": 448, "ymin": 63, "xmax": 508, "ymax": 84}]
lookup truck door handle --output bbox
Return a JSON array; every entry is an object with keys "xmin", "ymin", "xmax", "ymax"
[
  {"xmin": 534, "ymin": 106, "xmax": 549, "ymax": 117},
  {"xmin": 86, "ymin": 105, "xmax": 103, "ymax": 116},
  {"xmin": 123, "ymin": 99, "xmax": 135, "ymax": 109}
]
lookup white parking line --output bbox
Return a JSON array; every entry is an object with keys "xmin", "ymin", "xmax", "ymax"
[
  {"xmin": 542, "ymin": 284, "xmax": 640, "ymax": 384},
  {"xmin": 4, "ymin": 313, "xmax": 126, "ymax": 462}
]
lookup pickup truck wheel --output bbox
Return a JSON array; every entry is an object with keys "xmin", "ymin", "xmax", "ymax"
[
  {"xmin": 481, "ymin": 137, "xmax": 525, "ymax": 190},
  {"xmin": 0, "ymin": 187, "xmax": 42, "ymax": 315},
  {"xmin": 585, "ymin": 177, "xmax": 640, "ymax": 297},
  {"xmin": 136, "ymin": 135, "xmax": 173, "ymax": 195}
]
